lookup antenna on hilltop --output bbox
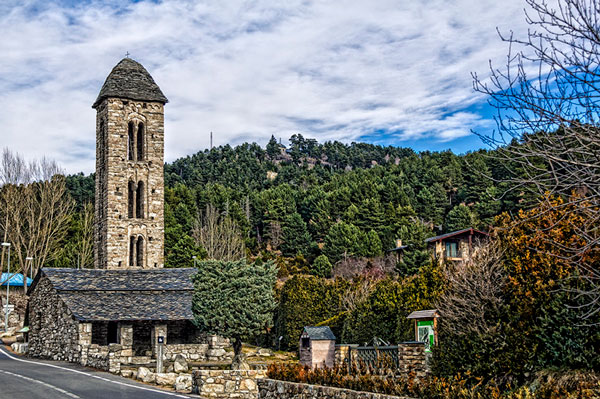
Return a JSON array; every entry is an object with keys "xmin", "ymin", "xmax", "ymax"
[{"xmin": 210, "ymin": 132, "xmax": 213, "ymax": 149}]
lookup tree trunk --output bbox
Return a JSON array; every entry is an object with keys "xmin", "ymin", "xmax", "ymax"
[{"xmin": 231, "ymin": 336, "xmax": 249, "ymax": 370}]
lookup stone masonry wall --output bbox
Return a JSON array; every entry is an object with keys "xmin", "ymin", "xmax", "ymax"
[
  {"xmin": 28, "ymin": 276, "xmax": 80, "ymax": 362},
  {"xmin": 258, "ymin": 379, "xmax": 415, "ymax": 399},
  {"xmin": 192, "ymin": 370, "xmax": 266, "ymax": 399},
  {"xmin": 95, "ymin": 98, "xmax": 165, "ymax": 269},
  {"xmin": 397, "ymin": 342, "xmax": 428, "ymax": 377}
]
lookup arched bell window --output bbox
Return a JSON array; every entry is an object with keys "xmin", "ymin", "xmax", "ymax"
[
  {"xmin": 137, "ymin": 122, "xmax": 144, "ymax": 161},
  {"xmin": 128, "ymin": 121, "xmax": 135, "ymax": 161},
  {"xmin": 129, "ymin": 236, "xmax": 136, "ymax": 267},
  {"xmin": 136, "ymin": 236, "xmax": 144, "ymax": 267},
  {"xmin": 136, "ymin": 181, "xmax": 144, "ymax": 219},
  {"xmin": 128, "ymin": 181, "xmax": 135, "ymax": 218}
]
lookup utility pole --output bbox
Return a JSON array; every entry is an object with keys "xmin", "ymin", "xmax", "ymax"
[
  {"xmin": 210, "ymin": 132, "xmax": 213, "ymax": 150},
  {"xmin": 2, "ymin": 242, "xmax": 11, "ymax": 332}
]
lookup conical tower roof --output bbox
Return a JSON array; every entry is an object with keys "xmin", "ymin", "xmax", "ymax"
[{"xmin": 93, "ymin": 58, "xmax": 168, "ymax": 108}]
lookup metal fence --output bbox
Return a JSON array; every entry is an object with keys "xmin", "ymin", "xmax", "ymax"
[{"xmin": 347, "ymin": 345, "xmax": 399, "ymax": 369}]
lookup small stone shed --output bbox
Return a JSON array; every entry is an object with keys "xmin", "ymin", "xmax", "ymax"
[
  {"xmin": 27, "ymin": 267, "xmax": 229, "ymax": 373},
  {"xmin": 299, "ymin": 326, "xmax": 336, "ymax": 368}
]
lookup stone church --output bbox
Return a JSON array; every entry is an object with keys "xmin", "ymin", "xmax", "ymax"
[{"xmin": 27, "ymin": 58, "xmax": 230, "ymax": 372}]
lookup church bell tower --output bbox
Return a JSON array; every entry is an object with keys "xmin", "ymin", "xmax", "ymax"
[{"xmin": 92, "ymin": 58, "xmax": 168, "ymax": 269}]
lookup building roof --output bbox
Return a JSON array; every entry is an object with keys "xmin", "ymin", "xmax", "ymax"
[
  {"xmin": 93, "ymin": 58, "xmax": 168, "ymax": 108},
  {"xmin": 302, "ymin": 326, "xmax": 336, "ymax": 341},
  {"xmin": 1, "ymin": 273, "xmax": 32, "ymax": 287},
  {"xmin": 424, "ymin": 228, "xmax": 488, "ymax": 243},
  {"xmin": 407, "ymin": 309, "xmax": 439, "ymax": 319},
  {"xmin": 37, "ymin": 268, "xmax": 195, "ymax": 322}
]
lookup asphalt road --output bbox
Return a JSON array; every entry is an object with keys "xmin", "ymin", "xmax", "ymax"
[{"xmin": 0, "ymin": 346, "xmax": 193, "ymax": 399}]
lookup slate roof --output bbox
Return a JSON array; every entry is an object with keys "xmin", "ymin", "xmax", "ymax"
[
  {"xmin": 302, "ymin": 326, "xmax": 336, "ymax": 341},
  {"xmin": 424, "ymin": 228, "xmax": 488, "ymax": 243},
  {"xmin": 38, "ymin": 268, "xmax": 195, "ymax": 322},
  {"xmin": 407, "ymin": 309, "xmax": 439, "ymax": 319},
  {"xmin": 93, "ymin": 58, "xmax": 168, "ymax": 108}
]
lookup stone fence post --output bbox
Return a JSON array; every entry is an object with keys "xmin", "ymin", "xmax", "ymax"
[
  {"xmin": 397, "ymin": 342, "xmax": 428, "ymax": 377},
  {"xmin": 78, "ymin": 322, "xmax": 92, "ymax": 366}
]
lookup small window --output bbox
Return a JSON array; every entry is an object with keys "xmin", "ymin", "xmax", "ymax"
[
  {"xmin": 137, "ymin": 123, "xmax": 144, "ymax": 161},
  {"xmin": 129, "ymin": 236, "xmax": 136, "ymax": 266},
  {"xmin": 136, "ymin": 236, "xmax": 144, "ymax": 267},
  {"xmin": 136, "ymin": 181, "xmax": 144, "ymax": 218},
  {"xmin": 128, "ymin": 122, "xmax": 135, "ymax": 161},
  {"xmin": 128, "ymin": 181, "xmax": 135, "ymax": 218},
  {"xmin": 301, "ymin": 337, "xmax": 310, "ymax": 348},
  {"xmin": 445, "ymin": 242, "xmax": 459, "ymax": 258}
]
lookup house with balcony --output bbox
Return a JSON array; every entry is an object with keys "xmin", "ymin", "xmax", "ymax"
[{"xmin": 425, "ymin": 228, "xmax": 488, "ymax": 263}]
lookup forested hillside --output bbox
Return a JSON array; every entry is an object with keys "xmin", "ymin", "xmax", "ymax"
[{"xmin": 63, "ymin": 134, "xmax": 530, "ymax": 274}]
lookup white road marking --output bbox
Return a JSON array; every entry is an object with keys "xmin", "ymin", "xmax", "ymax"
[
  {"xmin": 0, "ymin": 368, "xmax": 80, "ymax": 398},
  {"xmin": 0, "ymin": 347, "xmax": 190, "ymax": 398}
]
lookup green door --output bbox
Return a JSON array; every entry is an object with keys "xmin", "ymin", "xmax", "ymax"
[{"xmin": 417, "ymin": 320, "xmax": 434, "ymax": 352}]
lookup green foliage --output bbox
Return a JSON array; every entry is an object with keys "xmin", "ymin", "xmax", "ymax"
[
  {"xmin": 361, "ymin": 230, "xmax": 382, "ymax": 257},
  {"xmin": 342, "ymin": 262, "xmax": 443, "ymax": 344},
  {"xmin": 192, "ymin": 259, "xmax": 277, "ymax": 353},
  {"xmin": 444, "ymin": 204, "xmax": 476, "ymax": 232},
  {"xmin": 311, "ymin": 254, "xmax": 332, "ymax": 278},
  {"xmin": 280, "ymin": 212, "xmax": 312, "ymax": 257},
  {"xmin": 275, "ymin": 275, "xmax": 350, "ymax": 350},
  {"xmin": 323, "ymin": 222, "xmax": 363, "ymax": 263},
  {"xmin": 166, "ymin": 235, "xmax": 206, "ymax": 268}
]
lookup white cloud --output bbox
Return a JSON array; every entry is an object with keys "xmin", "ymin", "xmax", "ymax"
[{"xmin": 0, "ymin": 0, "xmax": 528, "ymax": 173}]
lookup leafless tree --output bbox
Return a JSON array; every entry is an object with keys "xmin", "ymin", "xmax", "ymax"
[
  {"xmin": 193, "ymin": 203, "xmax": 245, "ymax": 261},
  {"xmin": 0, "ymin": 149, "xmax": 74, "ymax": 279},
  {"xmin": 473, "ymin": 0, "xmax": 600, "ymax": 317},
  {"xmin": 435, "ymin": 241, "xmax": 507, "ymax": 337},
  {"xmin": 341, "ymin": 278, "xmax": 377, "ymax": 313},
  {"xmin": 332, "ymin": 254, "xmax": 396, "ymax": 279}
]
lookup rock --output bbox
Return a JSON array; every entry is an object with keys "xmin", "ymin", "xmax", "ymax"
[
  {"xmin": 173, "ymin": 354, "xmax": 188, "ymax": 373},
  {"xmin": 207, "ymin": 348, "xmax": 226, "ymax": 359},
  {"xmin": 120, "ymin": 370, "xmax": 133, "ymax": 378},
  {"xmin": 11, "ymin": 342, "xmax": 27, "ymax": 354},
  {"xmin": 155, "ymin": 372, "xmax": 177, "ymax": 386},
  {"xmin": 174, "ymin": 374, "xmax": 192, "ymax": 392},
  {"xmin": 137, "ymin": 367, "xmax": 155, "ymax": 383},
  {"xmin": 256, "ymin": 348, "xmax": 273, "ymax": 357}
]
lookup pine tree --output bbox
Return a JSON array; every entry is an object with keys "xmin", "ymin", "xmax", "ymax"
[
  {"xmin": 311, "ymin": 254, "xmax": 332, "ymax": 278},
  {"xmin": 280, "ymin": 212, "xmax": 312, "ymax": 257},
  {"xmin": 445, "ymin": 204, "xmax": 477, "ymax": 232},
  {"xmin": 266, "ymin": 135, "xmax": 280, "ymax": 159},
  {"xmin": 323, "ymin": 222, "xmax": 362, "ymax": 263},
  {"xmin": 192, "ymin": 259, "xmax": 277, "ymax": 366}
]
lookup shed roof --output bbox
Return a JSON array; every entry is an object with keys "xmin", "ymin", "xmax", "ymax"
[
  {"xmin": 302, "ymin": 326, "xmax": 336, "ymax": 341},
  {"xmin": 407, "ymin": 309, "xmax": 439, "ymax": 319},
  {"xmin": 424, "ymin": 228, "xmax": 488, "ymax": 243},
  {"xmin": 37, "ymin": 268, "xmax": 195, "ymax": 322},
  {"xmin": 93, "ymin": 58, "xmax": 168, "ymax": 108}
]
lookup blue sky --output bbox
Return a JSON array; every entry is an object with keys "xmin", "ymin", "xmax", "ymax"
[{"xmin": 0, "ymin": 0, "xmax": 529, "ymax": 173}]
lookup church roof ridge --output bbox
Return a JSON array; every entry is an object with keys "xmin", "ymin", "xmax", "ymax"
[
  {"xmin": 40, "ymin": 267, "xmax": 195, "ymax": 292},
  {"xmin": 92, "ymin": 57, "xmax": 168, "ymax": 108}
]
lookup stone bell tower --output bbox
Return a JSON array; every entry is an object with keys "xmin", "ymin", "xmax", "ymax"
[{"xmin": 93, "ymin": 58, "xmax": 168, "ymax": 269}]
